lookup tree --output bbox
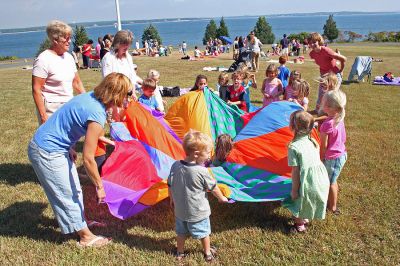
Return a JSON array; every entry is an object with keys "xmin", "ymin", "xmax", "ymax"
[
  {"xmin": 216, "ymin": 17, "xmax": 229, "ymax": 39},
  {"xmin": 287, "ymin": 32, "xmax": 309, "ymax": 43},
  {"xmin": 253, "ymin": 16, "xmax": 275, "ymax": 44},
  {"xmin": 202, "ymin": 19, "xmax": 217, "ymax": 45},
  {"xmin": 323, "ymin": 15, "xmax": 339, "ymax": 42},
  {"xmin": 73, "ymin": 25, "xmax": 89, "ymax": 50},
  {"xmin": 344, "ymin": 31, "xmax": 363, "ymax": 42},
  {"xmin": 142, "ymin": 24, "xmax": 162, "ymax": 45},
  {"xmin": 36, "ymin": 38, "xmax": 51, "ymax": 57}
]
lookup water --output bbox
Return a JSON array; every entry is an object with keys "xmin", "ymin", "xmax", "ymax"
[{"xmin": 1, "ymin": 13, "xmax": 399, "ymax": 58}]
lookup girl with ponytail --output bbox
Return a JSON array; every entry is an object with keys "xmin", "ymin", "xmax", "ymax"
[{"xmin": 320, "ymin": 89, "xmax": 347, "ymax": 215}]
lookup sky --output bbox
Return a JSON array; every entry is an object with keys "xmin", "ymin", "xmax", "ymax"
[{"xmin": 1, "ymin": 0, "xmax": 399, "ymax": 29}]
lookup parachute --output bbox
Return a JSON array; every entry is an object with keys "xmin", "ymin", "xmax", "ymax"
[{"xmin": 101, "ymin": 88, "xmax": 319, "ymax": 219}]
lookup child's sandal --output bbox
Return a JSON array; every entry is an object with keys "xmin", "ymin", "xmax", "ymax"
[
  {"xmin": 174, "ymin": 251, "xmax": 187, "ymax": 261},
  {"xmin": 289, "ymin": 224, "xmax": 307, "ymax": 234},
  {"xmin": 204, "ymin": 246, "xmax": 218, "ymax": 262}
]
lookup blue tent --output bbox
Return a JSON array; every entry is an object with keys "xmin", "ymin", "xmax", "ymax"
[{"xmin": 219, "ymin": 36, "xmax": 233, "ymax": 45}]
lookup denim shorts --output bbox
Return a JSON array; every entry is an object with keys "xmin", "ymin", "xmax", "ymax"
[
  {"xmin": 175, "ymin": 216, "xmax": 211, "ymax": 239},
  {"xmin": 28, "ymin": 140, "xmax": 87, "ymax": 234},
  {"xmin": 324, "ymin": 152, "xmax": 347, "ymax": 184}
]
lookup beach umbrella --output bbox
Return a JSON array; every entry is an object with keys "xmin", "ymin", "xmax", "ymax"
[{"xmin": 219, "ymin": 36, "xmax": 233, "ymax": 45}]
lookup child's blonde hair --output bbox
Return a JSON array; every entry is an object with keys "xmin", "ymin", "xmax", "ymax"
[
  {"xmin": 308, "ymin": 32, "xmax": 324, "ymax": 46},
  {"xmin": 292, "ymin": 79, "xmax": 310, "ymax": 100},
  {"xmin": 289, "ymin": 70, "xmax": 301, "ymax": 86},
  {"xmin": 318, "ymin": 72, "xmax": 339, "ymax": 91},
  {"xmin": 218, "ymin": 73, "xmax": 229, "ymax": 86},
  {"xmin": 321, "ymin": 89, "xmax": 347, "ymax": 125},
  {"xmin": 147, "ymin": 69, "xmax": 160, "ymax": 80},
  {"xmin": 183, "ymin": 130, "xmax": 213, "ymax": 156},
  {"xmin": 266, "ymin": 64, "xmax": 278, "ymax": 77},
  {"xmin": 289, "ymin": 110, "xmax": 318, "ymax": 147},
  {"xmin": 237, "ymin": 65, "xmax": 250, "ymax": 85},
  {"xmin": 214, "ymin": 134, "xmax": 233, "ymax": 162},
  {"xmin": 231, "ymin": 71, "xmax": 242, "ymax": 81}
]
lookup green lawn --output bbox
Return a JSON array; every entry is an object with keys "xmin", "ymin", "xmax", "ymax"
[{"xmin": 0, "ymin": 44, "xmax": 399, "ymax": 265}]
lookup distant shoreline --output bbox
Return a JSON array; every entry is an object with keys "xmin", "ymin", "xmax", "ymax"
[{"xmin": 1, "ymin": 11, "xmax": 399, "ymax": 33}]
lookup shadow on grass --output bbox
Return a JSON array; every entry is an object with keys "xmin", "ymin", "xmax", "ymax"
[
  {"xmin": 0, "ymin": 201, "xmax": 67, "ymax": 244},
  {"xmin": 82, "ymin": 184, "xmax": 288, "ymax": 253},
  {"xmin": 0, "ymin": 163, "xmax": 38, "ymax": 185}
]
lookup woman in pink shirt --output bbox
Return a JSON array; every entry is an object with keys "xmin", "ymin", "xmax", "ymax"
[
  {"xmin": 308, "ymin": 32, "xmax": 346, "ymax": 109},
  {"xmin": 32, "ymin": 20, "xmax": 85, "ymax": 125}
]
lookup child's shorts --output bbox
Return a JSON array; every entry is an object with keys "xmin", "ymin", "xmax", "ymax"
[
  {"xmin": 175, "ymin": 216, "xmax": 211, "ymax": 239},
  {"xmin": 324, "ymin": 152, "xmax": 347, "ymax": 184}
]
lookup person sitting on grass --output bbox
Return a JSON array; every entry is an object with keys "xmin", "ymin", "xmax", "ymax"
[
  {"xmin": 194, "ymin": 46, "xmax": 203, "ymax": 58},
  {"xmin": 168, "ymin": 130, "xmax": 229, "ymax": 262},
  {"xmin": 283, "ymin": 110, "xmax": 330, "ymax": 233},
  {"xmin": 138, "ymin": 78, "xmax": 163, "ymax": 113}
]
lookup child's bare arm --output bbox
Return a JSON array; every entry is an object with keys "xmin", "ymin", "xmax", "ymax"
[
  {"xmin": 291, "ymin": 166, "xmax": 300, "ymax": 200},
  {"xmin": 98, "ymin": 136, "xmax": 115, "ymax": 146},
  {"xmin": 319, "ymin": 132, "xmax": 328, "ymax": 160},
  {"xmin": 314, "ymin": 114, "xmax": 328, "ymax": 122},
  {"xmin": 211, "ymin": 185, "xmax": 229, "ymax": 203}
]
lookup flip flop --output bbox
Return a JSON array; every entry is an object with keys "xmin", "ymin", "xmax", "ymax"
[
  {"xmin": 87, "ymin": 220, "xmax": 107, "ymax": 228},
  {"xmin": 76, "ymin": 235, "xmax": 112, "ymax": 248}
]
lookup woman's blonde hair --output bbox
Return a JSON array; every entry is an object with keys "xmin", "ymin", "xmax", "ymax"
[
  {"xmin": 308, "ymin": 32, "xmax": 324, "ymax": 46},
  {"xmin": 266, "ymin": 64, "xmax": 278, "ymax": 77},
  {"xmin": 46, "ymin": 20, "xmax": 72, "ymax": 42},
  {"xmin": 289, "ymin": 70, "xmax": 301, "ymax": 86},
  {"xmin": 183, "ymin": 130, "xmax": 213, "ymax": 156},
  {"xmin": 94, "ymin": 73, "xmax": 131, "ymax": 107},
  {"xmin": 214, "ymin": 134, "xmax": 233, "ymax": 162},
  {"xmin": 321, "ymin": 89, "xmax": 347, "ymax": 125},
  {"xmin": 318, "ymin": 72, "xmax": 339, "ymax": 91},
  {"xmin": 112, "ymin": 30, "xmax": 133, "ymax": 52},
  {"xmin": 289, "ymin": 110, "xmax": 318, "ymax": 147},
  {"xmin": 292, "ymin": 79, "xmax": 310, "ymax": 100}
]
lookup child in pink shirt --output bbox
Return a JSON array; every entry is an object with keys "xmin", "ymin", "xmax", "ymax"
[
  {"xmin": 261, "ymin": 64, "xmax": 283, "ymax": 107},
  {"xmin": 285, "ymin": 70, "xmax": 301, "ymax": 101},
  {"xmin": 320, "ymin": 89, "xmax": 347, "ymax": 215}
]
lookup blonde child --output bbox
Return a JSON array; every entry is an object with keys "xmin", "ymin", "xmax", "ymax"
[
  {"xmin": 226, "ymin": 72, "xmax": 247, "ymax": 112},
  {"xmin": 289, "ymin": 79, "xmax": 310, "ymax": 110},
  {"xmin": 217, "ymin": 73, "xmax": 230, "ymax": 102},
  {"xmin": 312, "ymin": 71, "xmax": 340, "ymax": 122},
  {"xmin": 284, "ymin": 70, "xmax": 301, "ymax": 100},
  {"xmin": 147, "ymin": 69, "xmax": 166, "ymax": 112},
  {"xmin": 190, "ymin": 74, "xmax": 208, "ymax": 91},
  {"xmin": 238, "ymin": 65, "xmax": 257, "ymax": 112},
  {"xmin": 261, "ymin": 64, "xmax": 283, "ymax": 107},
  {"xmin": 319, "ymin": 90, "xmax": 347, "ymax": 215},
  {"xmin": 284, "ymin": 110, "xmax": 329, "ymax": 233},
  {"xmin": 138, "ymin": 78, "xmax": 163, "ymax": 113},
  {"xmin": 212, "ymin": 134, "xmax": 233, "ymax": 166},
  {"xmin": 168, "ymin": 131, "xmax": 228, "ymax": 262}
]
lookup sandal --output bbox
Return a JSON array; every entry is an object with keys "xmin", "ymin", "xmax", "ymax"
[
  {"xmin": 76, "ymin": 235, "xmax": 112, "ymax": 248},
  {"xmin": 289, "ymin": 224, "xmax": 307, "ymax": 234},
  {"xmin": 204, "ymin": 246, "xmax": 218, "ymax": 262},
  {"xmin": 332, "ymin": 208, "xmax": 341, "ymax": 216},
  {"xmin": 174, "ymin": 251, "xmax": 187, "ymax": 261}
]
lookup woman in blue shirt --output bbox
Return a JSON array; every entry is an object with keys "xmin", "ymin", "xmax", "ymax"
[{"xmin": 28, "ymin": 73, "xmax": 131, "ymax": 247}]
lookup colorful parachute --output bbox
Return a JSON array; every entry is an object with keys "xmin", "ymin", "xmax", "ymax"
[{"xmin": 101, "ymin": 88, "xmax": 319, "ymax": 219}]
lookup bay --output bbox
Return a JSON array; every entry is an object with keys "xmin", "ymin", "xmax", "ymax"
[{"xmin": 0, "ymin": 12, "xmax": 399, "ymax": 58}]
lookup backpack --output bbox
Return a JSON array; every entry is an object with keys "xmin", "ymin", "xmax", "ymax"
[{"xmin": 162, "ymin": 86, "xmax": 181, "ymax": 97}]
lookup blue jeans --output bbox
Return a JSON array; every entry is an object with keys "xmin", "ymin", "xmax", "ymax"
[
  {"xmin": 28, "ymin": 140, "xmax": 87, "ymax": 234},
  {"xmin": 324, "ymin": 152, "xmax": 347, "ymax": 184},
  {"xmin": 175, "ymin": 216, "xmax": 211, "ymax": 239}
]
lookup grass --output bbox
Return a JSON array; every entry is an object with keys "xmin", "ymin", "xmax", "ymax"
[{"xmin": 0, "ymin": 43, "xmax": 399, "ymax": 265}]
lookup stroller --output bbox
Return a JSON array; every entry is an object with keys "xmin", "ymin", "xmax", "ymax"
[{"xmin": 228, "ymin": 49, "xmax": 252, "ymax": 72}]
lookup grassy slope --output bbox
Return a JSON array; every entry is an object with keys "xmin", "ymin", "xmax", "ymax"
[{"xmin": 0, "ymin": 44, "xmax": 399, "ymax": 265}]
